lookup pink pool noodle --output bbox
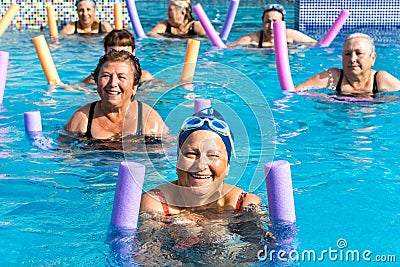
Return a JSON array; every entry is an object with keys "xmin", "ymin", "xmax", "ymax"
[
  {"xmin": 111, "ymin": 161, "xmax": 145, "ymax": 229},
  {"xmin": 125, "ymin": 0, "xmax": 147, "ymax": 39},
  {"xmin": 194, "ymin": 98, "xmax": 211, "ymax": 113},
  {"xmin": 219, "ymin": 0, "xmax": 239, "ymax": 41},
  {"xmin": 193, "ymin": 3, "xmax": 226, "ymax": 48},
  {"xmin": 265, "ymin": 160, "xmax": 295, "ymax": 223},
  {"xmin": 273, "ymin": 21, "xmax": 295, "ymax": 92},
  {"xmin": 317, "ymin": 10, "xmax": 350, "ymax": 47},
  {"xmin": 0, "ymin": 51, "xmax": 9, "ymax": 105},
  {"xmin": 24, "ymin": 111, "xmax": 42, "ymax": 132}
]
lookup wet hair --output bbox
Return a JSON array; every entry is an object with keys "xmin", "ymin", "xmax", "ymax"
[
  {"xmin": 262, "ymin": 4, "xmax": 285, "ymax": 22},
  {"xmin": 103, "ymin": 29, "xmax": 136, "ymax": 51},
  {"xmin": 75, "ymin": 0, "xmax": 96, "ymax": 7},
  {"xmin": 344, "ymin": 33, "xmax": 375, "ymax": 55},
  {"xmin": 92, "ymin": 50, "xmax": 142, "ymax": 86},
  {"xmin": 170, "ymin": 0, "xmax": 194, "ymax": 23}
]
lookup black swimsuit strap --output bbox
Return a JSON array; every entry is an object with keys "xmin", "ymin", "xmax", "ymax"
[
  {"xmin": 86, "ymin": 101, "xmax": 97, "ymax": 140},
  {"xmin": 136, "ymin": 101, "xmax": 143, "ymax": 136},
  {"xmin": 74, "ymin": 21, "xmax": 78, "ymax": 34},
  {"xmin": 165, "ymin": 22, "xmax": 172, "ymax": 34},
  {"xmin": 336, "ymin": 69, "xmax": 344, "ymax": 93},
  {"xmin": 187, "ymin": 22, "xmax": 196, "ymax": 36},
  {"xmin": 372, "ymin": 71, "xmax": 379, "ymax": 94},
  {"xmin": 98, "ymin": 21, "xmax": 102, "ymax": 34},
  {"xmin": 258, "ymin": 30, "xmax": 264, "ymax": 48}
]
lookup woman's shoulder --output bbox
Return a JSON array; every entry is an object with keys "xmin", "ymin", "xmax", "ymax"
[
  {"xmin": 61, "ymin": 21, "xmax": 76, "ymax": 34},
  {"xmin": 224, "ymin": 185, "xmax": 262, "ymax": 209},
  {"xmin": 99, "ymin": 20, "xmax": 113, "ymax": 33}
]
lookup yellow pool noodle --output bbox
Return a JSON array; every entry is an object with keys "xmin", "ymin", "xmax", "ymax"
[
  {"xmin": 114, "ymin": 2, "xmax": 123, "ymax": 30},
  {"xmin": 180, "ymin": 39, "xmax": 200, "ymax": 83},
  {"xmin": 46, "ymin": 4, "xmax": 59, "ymax": 37},
  {"xmin": 0, "ymin": 4, "xmax": 20, "ymax": 36},
  {"xmin": 32, "ymin": 35, "xmax": 61, "ymax": 85}
]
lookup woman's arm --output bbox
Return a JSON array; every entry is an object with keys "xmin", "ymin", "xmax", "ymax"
[
  {"xmin": 148, "ymin": 20, "xmax": 168, "ymax": 36},
  {"xmin": 287, "ymin": 29, "xmax": 317, "ymax": 43},
  {"xmin": 376, "ymin": 71, "xmax": 400, "ymax": 92},
  {"xmin": 295, "ymin": 68, "xmax": 340, "ymax": 91}
]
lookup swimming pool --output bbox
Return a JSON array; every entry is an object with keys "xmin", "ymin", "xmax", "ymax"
[{"xmin": 1, "ymin": 2, "xmax": 400, "ymax": 266}]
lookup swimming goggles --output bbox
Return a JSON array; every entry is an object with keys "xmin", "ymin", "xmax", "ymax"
[
  {"xmin": 264, "ymin": 4, "xmax": 286, "ymax": 15},
  {"xmin": 180, "ymin": 116, "xmax": 236, "ymax": 158}
]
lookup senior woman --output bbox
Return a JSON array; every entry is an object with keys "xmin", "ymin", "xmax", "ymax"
[
  {"xmin": 61, "ymin": 0, "xmax": 112, "ymax": 35},
  {"xmin": 141, "ymin": 107, "xmax": 261, "ymax": 214},
  {"xmin": 228, "ymin": 3, "xmax": 316, "ymax": 48},
  {"xmin": 64, "ymin": 50, "xmax": 168, "ymax": 140},
  {"xmin": 149, "ymin": 0, "xmax": 206, "ymax": 37},
  {"xmin": 136, "ymin": 107, "xmax": 265, "ymax": 263},
  {"xmin": 295, "ymin": 33, "xmax": 400, "ymax": 96}
]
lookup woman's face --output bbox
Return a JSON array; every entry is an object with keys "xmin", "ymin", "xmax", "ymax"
[
  {"xmin": 76, "ymin": 0, "xmax": 96, "ymax": 27},
  {"xmin": 176, "ymin": 130, "xmax": 229, "ymax": 189},
  {"xmin": 96, "ymin": 60, "xmax": 137, "ymax": 107},
  {"xmin": 166, "ymin": 3, "xmax": 185, "ymax": 26},
  {"xmin": 342, "ymin": 37, "xmax": 376, "ymax": 75},
  {"xmin": 262, "ymin": 10, "xmax": 283, "ymax": 36}
]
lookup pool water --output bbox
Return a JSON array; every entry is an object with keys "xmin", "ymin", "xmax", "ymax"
[{"xmin": 1, "ymin": 1, "xmax": 400, "ymax": 266}]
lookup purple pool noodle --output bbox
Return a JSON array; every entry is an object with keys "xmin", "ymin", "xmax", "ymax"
[
  {"xmin": 0, "ymin": 51, "xmax": 9, "ymax": 105},
  {"xmin": 125, "ymin": 0, "xmax": 147, "ymax": 39},
  {"xmin": 219, "ymin": 0, "xmax": 239, "ymax": 41},
  {"xmin": 265, "ymin": 160, "xmax": 295, "ymax": 223},
  {"xmin": 111, "ymin": 161, "xmax": 145, "ymax": 229},
  {"xmin": 24, "ymin": 111, "xmax": 42, "ymax": 132},
  {"xmin": 273, "ymin": 21, "xmax": 295, "ymax": 92},
  {"xmin": 194, "ymin": 98, "xmax": 211, "ymax": 113},
  {"xmin": 193, "ymin": 3, "xmax": 226, "ymax": 48},
  {"xmin": 317, "ymin": 10, "xmax": 350, "ymax": 47}
]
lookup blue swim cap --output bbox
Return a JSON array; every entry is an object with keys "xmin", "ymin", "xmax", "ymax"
[{"xmin": 178, "ymin": 108, "xmax": 235, "ymax": 161}]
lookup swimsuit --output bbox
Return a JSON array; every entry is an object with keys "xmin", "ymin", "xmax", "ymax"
[
  {"xmin": 258, "ymin": 30, "xmax": 264, "ymax": 48},
  {"xmin": 153, "ymin": 189, "xmax": 248, "ymax": 217},
  {"xmin": 85, "ymin": 100, "xmax": 143, "ymax": 139},
  {"xmin": 165, "ymin": 22, "xmax": 197, "ymax": 36},
  {"xmin": 74, "ymin": 21, "xmax": 103, "ymax": 34},
  {"xmin": 336, "ymin": 69, "xmax": 379, "ymax": 94}
]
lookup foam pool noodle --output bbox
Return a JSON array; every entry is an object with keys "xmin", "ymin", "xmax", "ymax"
[
  {"xmin": 219, "ymin": 0, "xmax": 240, "ymax": 41},
  {"xmin": 193, "ymin": 3, "xmax": 226, "ymax": 48},
  {"xmin": 0, "ymin": 51, "xmax": 9, "ymax": 105},
  {"xmin": 125, "ymin": 0, "xmax": 147, "ymax": 39},
  {"xmin": 180, "ymin": 39, "xmax": 200, "ymax": 83},
  {"xmin": 273, "ymin": 21, "xmax": 295, "ymax": 92},
  {"xmin": 114, "ymin": 2, "xmax": 123, "ymax": 30},
  {"xmin": 0, "ymin": 3, "xmax": 20, "ymax": 36},
  {"xmin": 24, "ymin": 111, "xmax": 54, "ymax": 150},
  {"xmin": 317, "ymin": 10, "xmax": 350, "ymax": 47},
  {"xmin": 46, "ymin": 4, "xmax": 58, "ymax": 37},
  {"xmin": 194, "ymin": 98, "xmax": 211, "ymax": 113},
  {"xmin": 32, "ymin": 35, "xmax": 61, "ymax": 85}
]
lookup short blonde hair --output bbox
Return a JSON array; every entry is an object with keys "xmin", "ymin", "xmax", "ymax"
[{"xmin": 170, "ymin": 0, "xmax": 194, "ymax": 22}]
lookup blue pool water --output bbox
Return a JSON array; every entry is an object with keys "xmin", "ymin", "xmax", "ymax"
[{"xmin": 1, "ymin": 2, "xmax": 400, "ymax": 266}]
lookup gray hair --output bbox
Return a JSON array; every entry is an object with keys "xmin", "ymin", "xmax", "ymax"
[{"xmin": 344, "ymin": 33, "xmax": 375, "ymax": 55}]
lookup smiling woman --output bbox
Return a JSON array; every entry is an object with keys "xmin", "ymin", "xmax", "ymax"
[
  {"xmin": 64, "ymin": 50, "xmax": 169, "ymax": 141},
  {"xmin": 295, "ymin": 32, "xmax": 400, "ymax": 96},
  {"xmin": 148, "ymin": 0, "xmax": 206, "ymax": 37},
  {"xmin": 61, "ymin": 0, "xmax": 113, "ymax": 35}
]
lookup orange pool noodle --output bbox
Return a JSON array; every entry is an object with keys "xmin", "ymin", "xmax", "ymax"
[
  {"xmin": 180, "ymin": 39, "xmax": 200, "ymax": 83},
  {"xmin": 46, "ymin": 4, "xmax": 59, "ymax": 37},
  {"xmin": 114, "ymin": 2, "xmax": 123, "ymax": 30},
  {"xmin": 32, "ymin": 35, "xmax": 61, "ymax": 85},
  {"xmin": 0, "ymin": 3, "xmax": 20, "ymax": 36}
]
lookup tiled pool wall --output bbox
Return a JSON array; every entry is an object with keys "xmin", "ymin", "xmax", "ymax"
[{"xmin": 295, "ymin": 0, "xmax": 400, "ymax": 31}]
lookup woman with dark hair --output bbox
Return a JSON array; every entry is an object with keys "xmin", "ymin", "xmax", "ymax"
[
  {"xmin": 61, "ymin": 0, "xmax": 113, "ymax": 35},
  {"xmin": 65, "ymin": 50, "xmax": 168, "ymax": 140},
  {"xmin": 149, "ymin": 0, "xmax": 206, "ymax": 37},
  {"xmin": 228, "ymin": 4, "xmax": 316, "ymax": 48},
  {"xmin": 82, "ymin": 29, "xmax": 153, "ymax": 84}
]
